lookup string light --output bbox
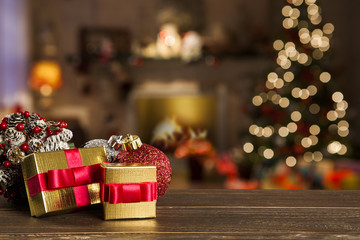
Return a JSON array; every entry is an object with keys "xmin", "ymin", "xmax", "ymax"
[
  {"xmin": 286, "ymin": 156, "xmax": 297, "ymax": 167},
  {"xmin": 245, "ymin": 0, "xmax": 349, "ymax": 166},
  {"xmin": 319, "ymin": 72, "xmax": 331, "ymax": 83},
  {"xmin": 283, "ymin": 71, "xmax": 294, "ymax": 82},
  {"xmin": 243, "ymin": 142, "xmax": 254, "ymax": 153}
]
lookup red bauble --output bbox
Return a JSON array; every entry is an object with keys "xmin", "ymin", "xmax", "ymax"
[
  {"xmin": 0, "ymin": 122, "xmax": 7, "ymax": 130},
  {"xmin": 20, "ymin": 143, "xmax": 29, "ymax": 152},
  {"xmin": 114, "ymin": 143, "xmax": 171, "ymax": 199},
  {"xmin": 16, "ymin": 123, "xmax": 24, "ymax": 131}
]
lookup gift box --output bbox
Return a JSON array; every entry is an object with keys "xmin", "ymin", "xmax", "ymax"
[
  {"xmin": 21, "ymin": 147, "xmax": 107, "ymax": 217},
  {"xmin": 101, "ymin": 163, "xmax": 157, "ymax": 220}
]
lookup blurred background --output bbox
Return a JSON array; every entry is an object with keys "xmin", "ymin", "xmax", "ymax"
[{"xmin": 1, "ymin": 0, "xmax": 360, "ymax": 190}]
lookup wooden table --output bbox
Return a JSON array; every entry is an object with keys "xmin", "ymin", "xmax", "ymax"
[{"xmin": 0, "ymin": 190, "xmax": 359, "ymax": 239}]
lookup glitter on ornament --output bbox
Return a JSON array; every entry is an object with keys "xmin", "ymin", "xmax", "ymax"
[
  {"xmin": 83, "ymin": 135, "xmax": 122, "ymax": 162},
  {"xmin": 114, "ymin": 134, "xmax": 171, "ymax": 199}
]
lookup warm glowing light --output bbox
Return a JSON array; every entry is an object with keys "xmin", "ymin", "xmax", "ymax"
[
  {"xmin": 29, "ymin": 61, "xmax": 62, "ymax": 91},
  {"xmin": 309, "ymin": 104, "xmax": 320, "ymax": 114},
  {"xmin": 252, "ymin": 96, "xmax": 263, "ymax": 106},
  {"xmin": 263, "ymin": 127, "xmax": 273, "ymax": 137},
  {"xmin": 336, "ymin": 109, "xmax": 346, "ymax": 119},
  {"xmin": 298, "ymin": 53, "xmax": 308, "ymax": 64},
  {"xmin": 319, "ymin": 72, "xmax": 331, "ymax": 83},
  {"xmin": 292, "ymin": 87, "xmax": 301, "ymax": 98},
  {"xmin": 274, "ymin": 78, "xmax": 284, "ymax": 88},
  {"xmin": 338, "ymin": 120, "xmax": 349, "ymax": 130},
  {"xmin": 266, "ymin": 81, "xmax": 275, "ymax": 89},
  {"xmin": 323, "ymin": 23, "xmax": 334, "ymax": 35},
  {"xmin": 271, "ymin": 94, "xmax": 281, "ymax": 104},
  {"xmin": 307, "ymin": 85, "xmax": 317, "ymax": 96},
  {"xmin": 338, "ymin": 128, "xmax": 349, "ymax": 137},
  {"xmin": 307, "ymin": 4, "xmax": 319, "ymax": 15},
  {"xmin": 313, "ymin": 151, "xmax": 323, "ymax": 161},
  {"xmin": 282, "ymin": 6, "xmax": 293, "ymax": 17},
  {"xmin": 279, "ymin": 97, "xmax": 290, "ymax": 108},
  {"xmin": 309, "ymin": 125, "xmax": 320, "ymax": 135},
  {"xmin": 283, "ymin": 71, "xmax": 294, "ymax": 82},
  {"xmin": 292, "ymin": 0, "xmax": 304, "ymax": 7},
  {"xmin": 268, "ymin": 72, "xmax": 278, "ymax": 82},
  {"xmin": 243, "ymin": 142, "xmax": 254, "ymax": 153},
  {"xmin": 299, "ymin": 89, "xmax": 310, "ymax": 99},
  {"xmin": 311, "ymin": 15, "xmax": 322, "ymax": 25},
  {"xmin": 290, "ymin": 8, "xmax": 300, "ymax": 19},
  {"xmin": 338, "ymin": 145, "xmax": 347, "ymax": 155},
  {"xmin": 249, "ymin": 125, "xmax": 258, "ymax": 135},
  {"xmin": 309, "ymin": 135, "xmax": 318, "ymax": 145},
  {"xmin": 279, "ymin": 126, "xmax": 289, "ymax": 137},
  {"xmin": 283, "ymin": 18, "xmax": 294, "ymax": 29},
  {"xmin": 287, "ymin": 122, "xmax": 298, "ymax": 133},
  {"xmin": 301, "ymin": 137, "xmax": 312, "ymax": 148},
  {"xmin": 327, "ymin": 110, "xmax": 338, "ymax": 121},
  {"xmin": 39, "ymin": 85, "xmax": 53, "ymax": 96},
  {"xmin": 273, "ymin": 40, "xmax": 284, "ymax": 51},
  {"xmin": 305, "ymin": 0, "xmax": 317, "ymax": 5},
  {"xmin": 263, "ymin": 148, "xmax": 274, "ymax": 159},
  {"xmin": 291, "ymin": 111, "xmax": 302, "ymax": 122},
  {"xmin": 337, "ymin": 100, "xmax": 348, "ymax": 111},
  {"xmin": 327, "ymin": 141, "xmax": 342, "ymax": 154},
  {"xmin": 286, "ymin": 156, "xmax": 297, "ymax": 167},
  {"xmin": 332, "ymin": 92, "xmax": 344, "ymax": 103}
]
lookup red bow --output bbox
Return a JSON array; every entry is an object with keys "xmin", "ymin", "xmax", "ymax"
[
  {"xmin": 101, "ymin": 182, "xmax": 157, "ymax": 204},
  {"xmin": 26, "ymin": 163, "xmax": 102, "ymax": 197}
]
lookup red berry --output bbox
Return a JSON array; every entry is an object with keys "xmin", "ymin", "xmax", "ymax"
[
  {"xmin": 0, "ymin": 189, "xmax": 4, "ymax": 195},
  {"xmin": 3, "ymin": 161, "xmax": 11, "ymax": 168},
  {"xmin": 20, "ymin": 143, "xmax": 29, "ymax": 152},
  {"xmin": 23, "ymin": 111, "xmax": 30, "ymax": 118},
  {"xmin": 33, "ymin": 126, "xmax": 41, "ymax": 133},
  {"xmin": 2, "ymin": 117, "xmax": 8, "ymax": 123},
  {"xmin": 60, "ymin": 122, "xmax": 67, "ymax": 128},
  {"xmin": 40, "ymin": 117, "xmax": 45, "ymax": 121},
  {"xmin": 16, "ymin": 123, "xmax": 24, "ymax": 131},
  {"xmin": 0, "ymin": 122, "xmax": 7, "ymax": 130}
]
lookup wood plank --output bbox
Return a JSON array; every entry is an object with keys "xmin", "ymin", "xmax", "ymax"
[
  {"xmin": 157, "ymin": 189, "xmax": 360, "ymax": 207},
  {"xmin": 0, "ymin": 190, "xmax": 358, "ymax": 239}
]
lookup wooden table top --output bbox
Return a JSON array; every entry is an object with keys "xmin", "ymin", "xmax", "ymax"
[{"xmin": 0, "ymin": 189, "xmax": 359, "ymax": 239}]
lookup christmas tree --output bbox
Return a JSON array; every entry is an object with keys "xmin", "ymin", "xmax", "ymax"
[{"xmin": 242, "ymin": 0, "xmax": 351, "ymax": 182}]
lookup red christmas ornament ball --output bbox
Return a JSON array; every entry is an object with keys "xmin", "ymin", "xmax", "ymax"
[{"xmin": 115, "ymin": 143, "xmax": 171, "ymax": 199}]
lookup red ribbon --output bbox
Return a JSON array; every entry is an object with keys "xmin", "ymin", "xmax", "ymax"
[
  {"xmin": 101, "ymin": 182, "xmax": 157, "ymax": 204},
  {"xmin": 26, "ymin": 149, "xmax": 101, "ymax": 207}
]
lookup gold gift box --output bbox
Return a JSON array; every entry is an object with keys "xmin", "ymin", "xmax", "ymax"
[
  {"xmin": 101, "ymin": 163, "xmax": 157, "ymax": 220},
  {"xmin": 21, "ymin": 147, "xmax": 106, "ymax": 217}
]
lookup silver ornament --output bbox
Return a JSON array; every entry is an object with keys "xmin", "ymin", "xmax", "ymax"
[{"xmin": 83, "ymin": 135, "xmax": 122, "ymax": 162}]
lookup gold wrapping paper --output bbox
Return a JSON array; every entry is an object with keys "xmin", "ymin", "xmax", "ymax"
[
  {"xmin": 101, "ymin": 163, "xmax": 157, "ymax": 220},
  {"xmin": 21, "ymin": 147, "xmax": 106, "ymax": 217}
]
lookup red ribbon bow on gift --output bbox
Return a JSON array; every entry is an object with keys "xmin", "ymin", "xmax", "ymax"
[
  {"xmin": 101, "ymin": 182, "xmax": 157, "ymax": 204},
  {"xmin": 26, "ymin": 149, "xmax": 103, "ymax": 207}
]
